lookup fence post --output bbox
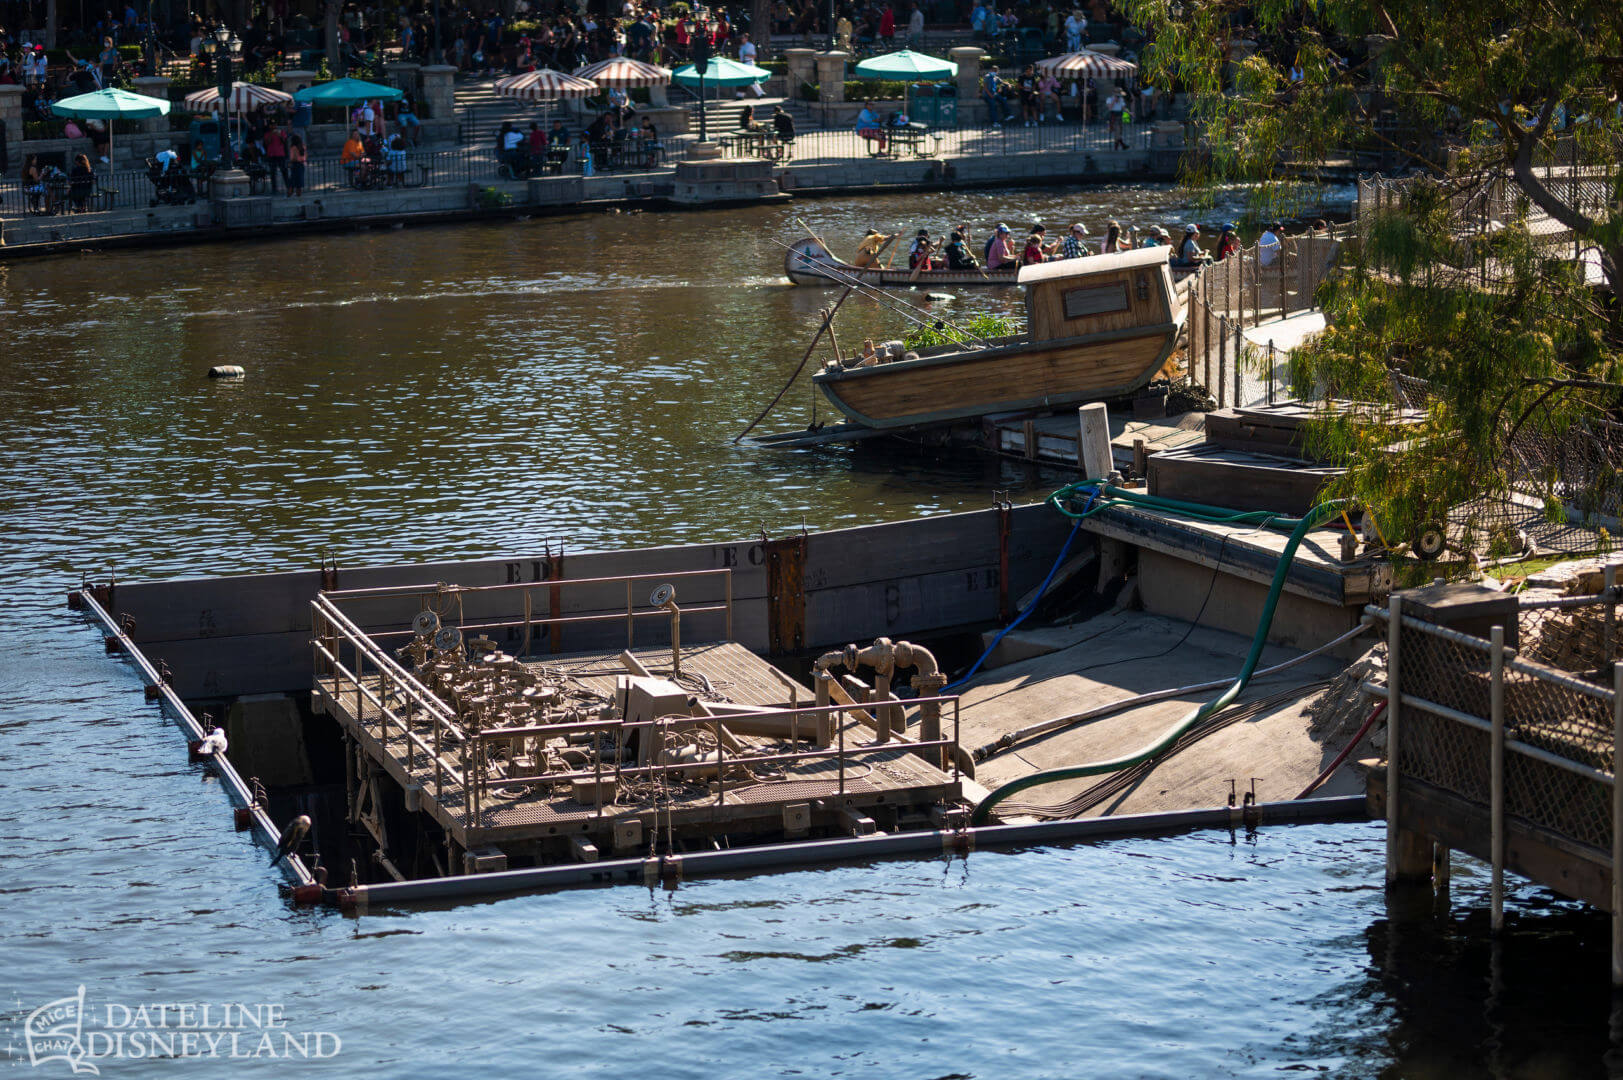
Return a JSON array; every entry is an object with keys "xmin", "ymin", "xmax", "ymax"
[
  {"xmin": 1614, "ymin": 659, "xmax": 1623, "ymax": 985},
  {"xmin": 1607, "ymin": 564, "xmax": 1618, "ymax": 668},
  {"xmin": 1385, "ymin": 592, "xmax": 1403, "ymax": 886},
  {"xmin": 1217, "ymin": 314, "xmax": 1228, "ymax": 408},
  {"xmin": 1267, "ymin": 340, "xmax": 1275, "ymax": 405},
  {"xmin": 1490, "ymin": 623, "xmax": 1505, "ymax": 932}
]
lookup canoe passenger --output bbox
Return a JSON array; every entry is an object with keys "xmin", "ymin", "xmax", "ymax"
[
  {"xmin": 908, "ymin": 228, "xmax": 935, "ymax": 270},
  {"xmin": 942, "ymin": 231, "xmax": 977, "ymax": 270},
  {"xmin": 1215, "ymin": 223, "xmax": 1240, "ymax": 260},
  {"xmin": 852, "ymin": 228, "xmax": 895, "ymax": 268},
  {"xmin": 1172, "ymin": 222, "xmax": 1207, "ymax": 267},
  {"xmin": 1060, "ymin": 222, "xmax": 1090, "ymax": 259},
  {"xmin": 1020, "ymin": 232, "xmax": 1048, "ymax": 265},
  {"xmin": 986, "ymin": 224, "xmax": 1018, "ymax": 270}
]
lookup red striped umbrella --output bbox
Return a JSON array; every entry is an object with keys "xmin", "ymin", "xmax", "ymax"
[
  {"xmin": 182, "ymin": 81, "xmax": 294, "ymax": 112},
  {"xmin": 573, "ymin": 57, "xmax": 672, "ymax": 88},
  {"xmin": 1035, "ymin": 49, "xmax": 1138, "ymax": 79},
  {"xmin": 494, "ymin": 68, "xmax": 598, "ymax": 100}
]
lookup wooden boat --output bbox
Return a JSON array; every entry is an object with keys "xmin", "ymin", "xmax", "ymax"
[
  {"xmin": 785, "ymin": 236, "xmax": 1020, "ymax": 287},
  {"xmin": 784, "ymin": 235, "xmax": 1202, "ymax": 289},
  {"xmin": 809, "ymin": 246, "xmax": 1184, "ymax": 430}
]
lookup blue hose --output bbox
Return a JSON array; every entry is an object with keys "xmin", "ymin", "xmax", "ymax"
[{"xmin": 942, "ymin": 488, "xmax": 1098, "ymax": 693}]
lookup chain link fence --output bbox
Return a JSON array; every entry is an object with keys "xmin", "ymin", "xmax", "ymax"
[{"xmin": 1373, "ymin": 596, "xmax": 1620, "ymax": 862}]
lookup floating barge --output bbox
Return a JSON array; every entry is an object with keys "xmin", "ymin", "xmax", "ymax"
[{"xmin": 74, "ymin": 496, "xmax": 1382, "ymax": 906}]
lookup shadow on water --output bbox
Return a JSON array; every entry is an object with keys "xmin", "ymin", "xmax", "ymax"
[{"xmin": 1349, "ymin": 887, "xmax": 1623, "ymax": 1079}]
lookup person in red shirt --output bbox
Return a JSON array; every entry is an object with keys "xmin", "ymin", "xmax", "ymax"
[
  {"xmin": 1215, "ymin": 223, "xmax": 1240, "ymax": 261},
  {"xmin": 879, "ymin": 5, "xmax": 895, "ymax": 41}
]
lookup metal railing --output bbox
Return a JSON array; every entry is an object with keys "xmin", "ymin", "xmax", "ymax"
[
  {"xmin": 1183, "ymin": 233, "xmax": 1342, "ymax": 408},
  {"xmin": 1369, "ymin": 591, "xmax": 1623, "ymax": 977},
  {"xmin": 310, "ymin": 573, "xmax": 965, "ymax": 836},
  {"xmin": 320, "ymin": 567, "xmax": 734, "ymax": 652}
]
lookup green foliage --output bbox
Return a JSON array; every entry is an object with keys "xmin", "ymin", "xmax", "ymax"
[
  {"xmin": 1283, "ymin": 180, "xmax": 1622, "ymax": 549},
  {"xmin": 476, "ymin": 186, "xmax": 514, "ymax": 209},
  {"xmin": 903, "ymin": 313, "xmax": 1018, "ymax": 349}
]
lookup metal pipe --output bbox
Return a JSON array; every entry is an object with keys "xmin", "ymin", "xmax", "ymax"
[
  {"xmin": 1614, "ymin": 658, "xmax": 1623, "ymax": 984},
  {"xmin": 363, "ymin": 603, "xmax": 733, "ymax": 641},
  {"xmin": 1491, "ymin": 624, "xmax": 1505, "ymax": 931},
  {"xmin": 345, "ymin": 796, "xmax": 1370, "ymax": 905},
  {"xmin": 75, "ymin": 589, "xmax": 314, "ymax": 886}
]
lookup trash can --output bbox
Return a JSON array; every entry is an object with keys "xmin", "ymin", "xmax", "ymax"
[{"xmin": 906, "ymin": 83, "xmax": 957, "ymax": 128}]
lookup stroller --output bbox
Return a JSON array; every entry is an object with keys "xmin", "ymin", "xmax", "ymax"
[{"xmin": 146, "ymin": 157, "xmax": 197, "ymax": 206}]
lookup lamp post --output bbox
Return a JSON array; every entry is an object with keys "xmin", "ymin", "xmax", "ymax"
[
  {"xmin": 693, "ymin": 36, "xmax": 711, "ymax": 143},
  {"xmin": 209, "ymin": 24, "xmax": 233, "ymax": 167}
]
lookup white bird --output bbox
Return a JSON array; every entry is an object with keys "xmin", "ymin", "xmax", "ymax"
[{"xmin": 197, "ymin": 726, "xmax": 228, "ymax": 757}]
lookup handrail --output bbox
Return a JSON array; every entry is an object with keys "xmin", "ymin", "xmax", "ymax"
[{"xmin": 323, "ymin": 567, "xmax": 732, "ymax": 601}]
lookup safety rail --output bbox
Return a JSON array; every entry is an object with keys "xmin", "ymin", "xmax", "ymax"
[
  {"xmin": 1366, "ymin": 593, "xmax": 1623, "ymax": 978},
  {"xmin": 311, "ymin": 594, "xmax": 469, "ymax": 808},
  {"xmin": 321, "ymin": 567, "xmax": 733, "ymax": 650}
]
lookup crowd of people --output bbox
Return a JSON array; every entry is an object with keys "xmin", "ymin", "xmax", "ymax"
[{"xmin": 853, "ymin": 218, "xmax": 1327, "ymax": 272}]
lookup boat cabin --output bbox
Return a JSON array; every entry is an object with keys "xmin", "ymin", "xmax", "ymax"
[{"xmin": 1019, "ymin": 245, "xmax": 1181, "ymax": 343}]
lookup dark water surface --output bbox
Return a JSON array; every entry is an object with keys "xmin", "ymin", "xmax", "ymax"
[{"xmin": 6, "ymin": 186, "xmax": 1621, "ymax": 1078}]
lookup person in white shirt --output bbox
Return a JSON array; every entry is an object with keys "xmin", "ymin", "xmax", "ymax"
[
  {"xmin": 1064, "ymin": 10, "xmax": 1086, "ymax": 51},
  {"xmin": 737, "ymin": 34, "xmax": 765, "ymax": 96},
  {"xmin": 1257, "ymin": 223, "xmax": 1282, "ymax": 267},
  {"xmin": 907, "ymin": 2, "xmax": 924, "ymax": 44}
]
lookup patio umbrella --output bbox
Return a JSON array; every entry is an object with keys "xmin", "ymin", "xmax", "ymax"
[
  {"xmin": 853, "ymin": 49, "xmax": 958, "ymax": 80},
  {"xmin": 182, "ymin": 81, "xmax": 294, "ymax": 112},
  {"xmin": 494, "ymin": 69, "xmax": 598, "ymax": 100},
  {"xmin": 670, "ymin": 57, "xmax": 771, "ymax": 89},
  {"xmin": 1036, "ymin": 49, "xmax": 1138, "ymax": 79},
  {"xmin": 52, "ymin": 86, "xmax": 171, "ymax": 175},
  {"xmin": 293, "ymin": 77, "xmax": 405, "ymax": 106},
  {"xmin": 573, "ymin": 57, "xmax": 672, "ymax": 88}
]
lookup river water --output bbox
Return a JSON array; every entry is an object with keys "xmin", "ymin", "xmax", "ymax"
[{"xmin": 5, "ymin": 185, "xmax": 1621, "ymax": 1077}]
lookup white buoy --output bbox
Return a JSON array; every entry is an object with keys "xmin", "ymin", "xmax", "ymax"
[
  {"xmin": 208, "ymin": 365, "xmax": 245, "ymax": 379},
  {"xmin": 925, "ymin": 292, "xmax": 955, "ymax": 302}
]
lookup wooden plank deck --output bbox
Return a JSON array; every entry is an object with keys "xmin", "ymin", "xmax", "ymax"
[{"xmin": 312, "ymin": 640, "xmax": 960, "ymax": 850}]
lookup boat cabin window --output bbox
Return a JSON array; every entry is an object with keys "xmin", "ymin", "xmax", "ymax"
[{"xmin": 1060, "ymin": 282, "xmax": 1131, "ymax": 319}]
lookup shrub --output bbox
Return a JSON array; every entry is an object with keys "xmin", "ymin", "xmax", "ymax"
[{"xmin": 903, "ymin": 312, "xmax": 1018, "ymax": 349}]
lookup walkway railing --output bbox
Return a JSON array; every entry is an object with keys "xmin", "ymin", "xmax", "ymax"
[
  {"xmin": 1184, "ymin": 233, "xmax": 1342, "ymax": 408},
  {"xmin": 1368, "ymin": 587, "xmax": 1623, "ymax": 978}
]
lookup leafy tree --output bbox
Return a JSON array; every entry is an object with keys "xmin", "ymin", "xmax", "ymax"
[
  {"xmin": 1125, "ymin": 0, "xmax": 1623, "ymax": 551},
  {"xmin": 1126, "ymin": 0, "xmax": 1623, "ymax": 304}
]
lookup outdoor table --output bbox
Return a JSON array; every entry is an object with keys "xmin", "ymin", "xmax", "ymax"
[
  {"xmin": 886, "ymin": 125, "xmax": 940, "ymax": 157},
  {"xmin": 721, "ymin": 129, "xmax": 783, "ymax": 160}
]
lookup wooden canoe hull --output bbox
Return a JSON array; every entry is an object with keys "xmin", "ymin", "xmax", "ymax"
[
  {"xmin": 785, "ymin": 236, "xmax": 1019, "ymax": 287},
  {"xmin": 813, "ymin": 324, "xmax": 1180, "ymax": 429}
]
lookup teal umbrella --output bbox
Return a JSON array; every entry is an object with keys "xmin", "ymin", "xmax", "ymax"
[
  {"xmin": 52, "ymin": 87, "xmax": 171, "ymax": 174},
  {"xmin": 853, "ymin": 49, "xmax": 958, "ymax": 80},
  {"xmin": 293, "ymin": 77, "xmax": 405, "ymax": 107},
  {"xmin": 671, "ymin": 57, "xmax": 771, "ymax": 89}
]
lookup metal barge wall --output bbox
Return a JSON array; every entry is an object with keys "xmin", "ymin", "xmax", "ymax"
[{"xmin": 95, "ymin": 505, "xmax": 1073, "ymax": 702}]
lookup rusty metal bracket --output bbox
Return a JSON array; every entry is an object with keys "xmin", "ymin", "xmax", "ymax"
[
  {"xmin": 320, "ymin": 550, "xmax": 339, "ymax": 592},
  {"xmin": 548, "ymin": 545, "xmax": 565, "ymax": 654},
  {"xmin": 765, "ymin": 532, "xmax": 808, "ymax": 656}
]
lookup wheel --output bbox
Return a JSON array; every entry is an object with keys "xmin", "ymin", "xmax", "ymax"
[{"xmin": 1412, "ymin": 521, "xmax": 1447, "ymax": 561}]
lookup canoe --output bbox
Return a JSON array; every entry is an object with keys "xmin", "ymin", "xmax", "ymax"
[
  {"xmin": 784, "ymin": 236, "xmax": 1020, "ymax": 287},
  {"xmin": 811, "ymin": 246, "xmax": 1185, "ymax": 430}
]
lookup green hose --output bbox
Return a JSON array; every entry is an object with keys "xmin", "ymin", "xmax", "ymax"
[{"xmin": 970, "ymin": 488, "xmax": 1349, "ymax": 825}]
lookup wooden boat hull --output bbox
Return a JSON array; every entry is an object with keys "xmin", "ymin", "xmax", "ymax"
[
  {"xmin": 785, "ymin": 236, "xmax": 1019, "ymax": 287},
  {"xmin": 813, "ymin": 323, "xmax": 1180, "ymax": 429}
]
